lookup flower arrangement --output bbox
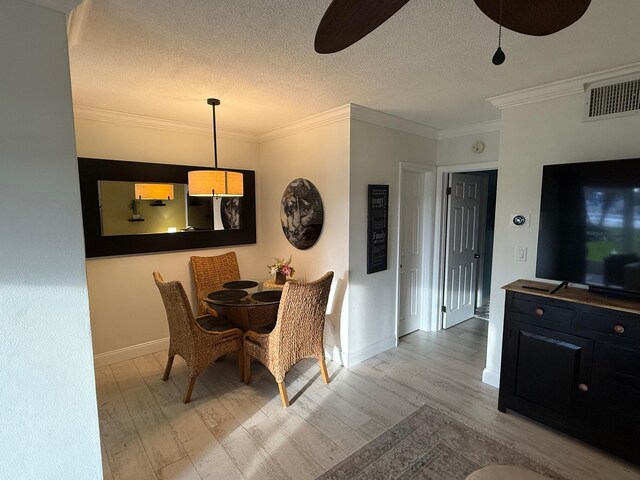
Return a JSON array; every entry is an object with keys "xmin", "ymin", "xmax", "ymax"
[{"xmin": 268, "ymin": 256, "xmax": 295, "ymax": 276}]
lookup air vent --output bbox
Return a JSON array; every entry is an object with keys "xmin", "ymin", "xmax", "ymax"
[{"xmin": 584, "ymin": 74, "xmax": 640, "ymax": 121}]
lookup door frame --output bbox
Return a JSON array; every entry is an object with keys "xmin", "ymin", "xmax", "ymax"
[
  {"xmin": 475, "ymin": 175, "xmax": 490, "ymax": 307},
  {"xmin": 396, "ymin": 162, "xmax": 436, "ymax": 340},
  {"xmin": 430, "ymin": 161, "xmax": 498, "ymax": 332}
]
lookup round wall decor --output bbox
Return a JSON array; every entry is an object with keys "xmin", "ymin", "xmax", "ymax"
[{"xmin": 280, "ymin": 178, "xmax": 324, "ymax": 250}]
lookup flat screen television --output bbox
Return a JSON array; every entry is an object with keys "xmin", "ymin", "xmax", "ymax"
[{"xmin": 536, "ymin": 158, "xmax": 640, "ymax": 297}]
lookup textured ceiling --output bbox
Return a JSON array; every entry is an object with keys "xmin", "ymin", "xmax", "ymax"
[{"xmin": 69, "ymin": 0, "xmax": 640, "ymax": 134}]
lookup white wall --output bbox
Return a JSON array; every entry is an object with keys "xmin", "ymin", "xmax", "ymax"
[
  {"xmin": 348, "ymin": 119, "xmax": 437, "ymax": 365},
  {"xmin": 75, "ymin": 118, "xmax": 262, "ymax": 359},
  {"xmin": 437, "ymin": 130, "xmax": 500, "ymax": 166},
  {"xmin": 0, "ymin": 1, "xmax": 102, "ymax": 478},
  {"xmin": 485, "ymin": 93, "xmax": 640, "ymax": 386},
  {"xmin": 258, "ymin": 119, "xmax": 351, "ymax": 360}
]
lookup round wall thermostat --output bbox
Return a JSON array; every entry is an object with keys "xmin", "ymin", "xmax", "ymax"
[
  {"xmin": 472, "ymin": 140, "xmax": 485, "ymax": 154},
  {"xmin": 513, "ymin": 215, "xmax": 526, "ymax": 226}
]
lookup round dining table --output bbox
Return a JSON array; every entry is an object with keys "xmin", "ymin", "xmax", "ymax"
[{"xmin": 204, "ymin": 280, "xmax": 283, "ymax": 331}]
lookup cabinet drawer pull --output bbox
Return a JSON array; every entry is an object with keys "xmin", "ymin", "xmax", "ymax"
[
  {"xmin": 535, "ymin": 308, "xmax": 544, "ymax": 316},
  {"xmin": 613, "ymin": 324, "xmax": 625, "ymax": 334},
  {"xmin": 578, "ymin": 383, "xmax": 589, "ymax": 392}
]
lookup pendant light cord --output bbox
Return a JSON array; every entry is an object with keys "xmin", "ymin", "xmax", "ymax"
[
  {"xmin": 498, "ymin": 0, "xmax": 503, "ymax": 48},
  {"xmin": 211, "ymin": 102, "xmax": 218, "ymax": 169}
]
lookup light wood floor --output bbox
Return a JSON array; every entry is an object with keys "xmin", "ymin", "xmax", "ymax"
[{"xmin": 95, "ymin": 318, "xmax": 640, "ymax": 480}]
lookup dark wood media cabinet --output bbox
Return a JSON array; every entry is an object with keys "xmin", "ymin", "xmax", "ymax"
[{"xmin": 499, "ymin": 280, "xmax": 640, "ymax": 465}]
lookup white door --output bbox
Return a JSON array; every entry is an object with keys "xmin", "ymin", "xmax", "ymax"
[
  {"xmin": 443, "ymin": 173, "xmax": 482, "ymax": 329},
  {"xmin": 399, "ymin": 170, "xmax": 424, "ymax": 336}
]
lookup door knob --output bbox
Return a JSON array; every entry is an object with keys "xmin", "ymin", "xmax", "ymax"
[
  {"xmin": 578, "ymin": 383, "xmax": 589, "ymax": 392},
  {"xmin": 474, "ymin": 254, "xmax": 481, "ymax": 258}
]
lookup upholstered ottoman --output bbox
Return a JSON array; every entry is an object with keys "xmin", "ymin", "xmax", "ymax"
[{"xmin": 466, "ymin": 465, "xmax": 551, "ymax": 480}]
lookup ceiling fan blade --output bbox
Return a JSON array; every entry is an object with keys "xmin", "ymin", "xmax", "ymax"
[
  {"xmin": 474, "ymin": 0, "xmax": 591, "ymax": 36},
  {"xmin": 315, "ymin": 0, "xmax": 412, "ymax": 54}
]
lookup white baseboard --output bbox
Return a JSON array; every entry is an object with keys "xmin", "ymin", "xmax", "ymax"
[
  {"xmin": 94, "ymin": 336, "xmax": 394, "ymax": 370},
  {"xmin": 324, "ymin": 344, "xmax": 345, "ymax": 366},
  {"xmin": 93, "ymin": 337, "xmax": 169, "ymax": 368},
  {"xmin": 482, "ymin": 368, "xmax": 500, "ymax": 388},
  {"xmin": 344, "ymin": 336, "xmax": 397, "ymax": 368}
]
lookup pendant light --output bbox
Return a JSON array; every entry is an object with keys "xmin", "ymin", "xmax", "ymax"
[
  {"xmin": 134, "ymin": 183, "xmax": 174, "ymax": 206},
  {"xmin": 188, "ymin": 98, "xmax": 243, "ymax": 197}
]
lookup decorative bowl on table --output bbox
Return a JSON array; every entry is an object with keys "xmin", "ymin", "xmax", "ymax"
[
  {"xmin": 252, "ymin": 290, "xmax": 282, "ymax": 303},
  {"xmin": 207, "ymin": 289, "xmax": 248, "ymax": 302},
  {"xmin": 222, "ymin": 280, "xmax": 259, "ymax": 289}
]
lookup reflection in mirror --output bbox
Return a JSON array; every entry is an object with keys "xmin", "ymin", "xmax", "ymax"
[
  {"xmin": 98, "ymin": 181, "xmax": 242, "ymax": 237},
  {"xmin": 218, "ymin": 198, "xmax": 241, "ymax": 230},
  {"xmin": 186, "ymin": 195, "xmax": 213, "ymax": 231},
  {"xmin": 188, "ymin": 196, "xmax": 241, "ymax": 231},
  {"xmin": 135, "ymin": 183, "xmax": 175, "ymax": 202},
  {"xmin": 99, "ymin": 181, "xmax": 188, "ymax": 236}
]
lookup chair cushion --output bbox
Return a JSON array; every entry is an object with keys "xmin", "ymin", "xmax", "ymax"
[
  {"xmin": 197, "ymin": 315, "xmax": 237, "ymax": 332},
  {"xmin": 465, "ymin": 466, "xmax": 551, "ymax": 480}
]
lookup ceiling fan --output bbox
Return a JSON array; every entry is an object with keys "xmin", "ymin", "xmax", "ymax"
[{"xmin": 315, "ymin": 0, "xmax": 592, "ymax": 64}]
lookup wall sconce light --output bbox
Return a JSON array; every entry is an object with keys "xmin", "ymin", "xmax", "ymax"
[
  {"xmin": 134, "ymin": 183, "xmax": 174, "ymax": 206},
  {"xmin": 188, "ymin": 98, "xmax": 243, "ymax": 198}
]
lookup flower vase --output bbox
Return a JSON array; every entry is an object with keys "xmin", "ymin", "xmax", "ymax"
[{"xmin": 275, "ymin": 272, "xmax": 286, "ymax": 285}]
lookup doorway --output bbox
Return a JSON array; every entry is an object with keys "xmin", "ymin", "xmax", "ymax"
[
  {"xmin": 397, "ymin": 163, "xmax": 436, "ymax": 338},
  {"xmin": 439, "ymin": 168, "xmax": 497, "ymax": 330}
]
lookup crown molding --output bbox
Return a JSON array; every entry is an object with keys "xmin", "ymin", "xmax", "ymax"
[
  {"xmin": 73, "ymin": 105, "xmax": 258, "ymax": 143},
  {"xmin": 257, "ymin": 104, "xmax": 351, "ymax": 143},
  {"xmin": 258, "ymin": 103, "xmax": 440, "ymax": 143},
  {"xmin": 488, "ymin": 62, "xmax": 640, "ymax": 110},
  {"xmin": 74, "ymin": 103, "xmax": 444, "ymax": 145},
  {"xmin": 350, "ymin": 104, "xmax": 440, "ymax": 140},
  {"xmin": 437, "ymin": 119, "xmax": 501, "ymax": 140},
  {"xmin": 67, "ymin": 0, "xmax": 91, "ymax": 49},
  {"xmin": 22, "ymin": 0, "xmax": 81, "ymax": 14}
]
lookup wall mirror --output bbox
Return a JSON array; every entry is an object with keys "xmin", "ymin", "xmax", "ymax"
[{"xmin": 79, "ymin": 158, "xmax": 255, "ymax": 257}]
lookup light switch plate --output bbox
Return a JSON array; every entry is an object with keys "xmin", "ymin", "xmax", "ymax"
[{"xmin": 515, "ymin": 245, "xmax": 527, "ymax": 262}]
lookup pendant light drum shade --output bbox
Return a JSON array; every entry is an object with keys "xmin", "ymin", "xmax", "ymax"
[
  {"xmin": 134, "ymin": 183, "xmax": 174, "ymax": 200},
  {"xmin": 188, "ymin": 170, "xmax": 243, "ymax": 197},
  {"xmin": 187, "ymin": 98, "xmax": 243, "ymax": 198}
]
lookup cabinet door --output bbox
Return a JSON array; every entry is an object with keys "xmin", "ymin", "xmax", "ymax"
[
  {"xmin": 590, "ymin": 343, "xmax": 640, "ymax": 464},
  {"xmin": 504, "ymin": 321, "xmax": 593, "ymax": 429}
]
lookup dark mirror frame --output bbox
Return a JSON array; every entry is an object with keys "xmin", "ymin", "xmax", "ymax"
[{"xmin": 78, "ymin": 157, "xmax": 256, "ymax": 258}]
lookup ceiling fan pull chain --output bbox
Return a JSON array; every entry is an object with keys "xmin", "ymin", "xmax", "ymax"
[{"xmin": 492, "ymin": 0, "xmax": 506, "ymax": 65}]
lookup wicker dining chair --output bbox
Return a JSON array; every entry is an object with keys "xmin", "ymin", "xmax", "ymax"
[
  {"xmin": 190, "ymin": 252, "xmax": 241, "ymax": 316},
  {"xmin": 243, "ymin": 271, "xmax": 334, "ymax": 407},
  {"xmin": 153, "ymin": 272, "xmax": 244, "ymax": 403}
]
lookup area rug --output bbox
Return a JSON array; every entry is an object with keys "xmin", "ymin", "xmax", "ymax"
[
  {"xmin": 474, "ymin": 300, "xmax": 490, "ymax": 320},
  {"xmin": 317, "ymin": 403, "xmax": 567, "ymax": 480}
]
